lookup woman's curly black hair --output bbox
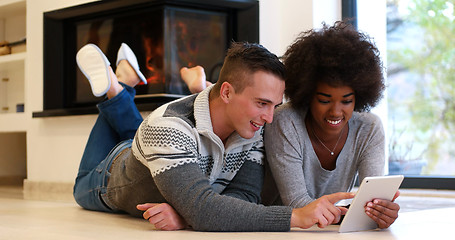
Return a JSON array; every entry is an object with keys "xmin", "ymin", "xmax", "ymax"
[{"xmin": 283, "ymin": 21, "xmax": 385, "ymax": 112}]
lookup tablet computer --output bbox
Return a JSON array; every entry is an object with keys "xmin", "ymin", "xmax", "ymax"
[{"xmin": 338, "ymin": 175, "xmax": 404, "ymax": 233}]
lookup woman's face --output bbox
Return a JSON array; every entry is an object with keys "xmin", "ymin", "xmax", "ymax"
[{"xmin": 309, "ymin": 82, "xmax": 355, "ymax": 136}]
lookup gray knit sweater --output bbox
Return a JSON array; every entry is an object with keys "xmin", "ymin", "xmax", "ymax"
[
  {"xmin": 264, "ymin": 103, "xmax": 385, "ymax": 208},
  {"xmin": 126, "ymin": 86, "xmax": 292, "ymax": 231}
]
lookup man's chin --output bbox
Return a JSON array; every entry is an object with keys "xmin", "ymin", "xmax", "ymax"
[{"xmin": 238, "ymin": 130, "xmax": 256, "ymax": 139}]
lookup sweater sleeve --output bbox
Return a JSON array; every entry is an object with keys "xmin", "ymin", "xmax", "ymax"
[
  {"xmin": 153, "ymin": 162, "xmax": 292, "ymax": 232},
  {"xmin": 264, "ymin": 107, "xmax": 314, "ymax": 208},
  {"xmin": 221, "ymin": 159, "xmax": 263, "ymax": 203}
]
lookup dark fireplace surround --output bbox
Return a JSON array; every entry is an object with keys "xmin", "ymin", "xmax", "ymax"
[{"xmin": 33, "ymin": 0, "xmax": 259, "ymax": 117}]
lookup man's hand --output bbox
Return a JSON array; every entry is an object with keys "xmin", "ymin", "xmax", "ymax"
[
  {"xmin": 136, "ymin": 203, "xmax": 188, "ymax": 231},
  {"xmin": 290, "ymin": 192, "xmax": 355, "ymax": 229},
  {"xmin": 365, "ymin": 190, "xmax": 401, "ymax": 229}
]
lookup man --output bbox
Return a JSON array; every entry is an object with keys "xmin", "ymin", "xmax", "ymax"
[{"xmin": 73, "ymin": 42, "xmax": 353, "ymax": 231}]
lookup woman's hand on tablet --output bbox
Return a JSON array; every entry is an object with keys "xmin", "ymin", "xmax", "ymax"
[{"xmin": 364, "ymin": 190, "xmax": 401, "ymax": 229}]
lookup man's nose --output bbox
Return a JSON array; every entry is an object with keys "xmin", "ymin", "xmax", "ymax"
[{"xmin": 262, "ymin": 106, "xmax": 275, "ymax": 124}]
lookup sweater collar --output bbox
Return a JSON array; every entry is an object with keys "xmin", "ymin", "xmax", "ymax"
[{"xmin": 193, "ymin": 85, "xmax": 214, "ymax": 133}]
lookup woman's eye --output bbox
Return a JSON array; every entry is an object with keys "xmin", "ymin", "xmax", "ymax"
[{"xmin": 318, "ymin": 100, "xmax": 329, "ymax": 104}]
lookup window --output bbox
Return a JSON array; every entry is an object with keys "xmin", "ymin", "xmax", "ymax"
[{"xmin": 344, "ymin": 0, "xmax": 455, "ymax": 189}]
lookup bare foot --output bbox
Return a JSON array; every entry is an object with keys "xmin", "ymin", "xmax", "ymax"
[
  {"xmin": 115, "ymin": 60, "xmax": 141, "ymax": 88},
  {"xmin": 106, "ymin": 67, "xmax": 124, "ymax": 99},
  {"xmin": 180, "ymin": 66, "xmax": 212, "ymax": 94}
]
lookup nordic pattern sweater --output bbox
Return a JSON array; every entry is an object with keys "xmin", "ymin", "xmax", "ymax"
[{"xmin": 129, "ymin": 86, "xmax": 292, "ymax": 231}]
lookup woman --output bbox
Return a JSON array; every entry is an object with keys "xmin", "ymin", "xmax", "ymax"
[{"xmin": 263, "ymin": 21, "xmax": 400, "ymax": 229}]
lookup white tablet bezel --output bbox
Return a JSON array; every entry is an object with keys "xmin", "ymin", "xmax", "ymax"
[{"xmin": 338, "ymin": 175, "xmax": 404, "ymax": 233}]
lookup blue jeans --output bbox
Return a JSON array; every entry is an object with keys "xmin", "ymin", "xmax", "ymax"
[{"xmin": 73, "ymin": 84, "xmax": 143, "ymax": 212}]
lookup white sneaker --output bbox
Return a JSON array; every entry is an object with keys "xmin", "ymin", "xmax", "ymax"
[
  {"xmin": 116, "ymin": 43, "xmax": 147, "ymax": 84},
  {"xmin": 76, "ymin": 44, "xmax": 111, "ymax": 97}
]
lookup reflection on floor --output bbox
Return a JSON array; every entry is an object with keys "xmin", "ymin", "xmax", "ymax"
[
  {"xmin": 0, "ymin": 184, "xmax": 454, "ymax": 239},
  {"xmin": 394, "ymin": 189, "xmax": 455, "ymax": 212},
  {"xmin": 0, "ymin": 184, "xmax": 156, "ymax": 240}
]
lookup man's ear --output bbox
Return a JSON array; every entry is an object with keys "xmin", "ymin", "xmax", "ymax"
[{"xmin": 220, "ymin": 82, "xmax": 234, "ymax": 103}]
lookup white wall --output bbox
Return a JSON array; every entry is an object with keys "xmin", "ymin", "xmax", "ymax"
[
  {"xmin": 24, "ymin": 0, "xmax": 341, "ymax": 194},
  {"xmin": 26, "ymin": 0, "xmax": 99, "ymax": 184},
  {"xmin": 260, "ymin": 0, "xmax": 341, "ymax": 57}
]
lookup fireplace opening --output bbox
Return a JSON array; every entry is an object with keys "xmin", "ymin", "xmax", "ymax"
[{"xmin": 34, "ymin": 0, "xmax": 259, "ymax": 117}]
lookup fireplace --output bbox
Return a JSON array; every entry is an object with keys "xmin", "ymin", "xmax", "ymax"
[{"xmin": 34, "ymin": 0, "xmax": 259, "ymax": 117}]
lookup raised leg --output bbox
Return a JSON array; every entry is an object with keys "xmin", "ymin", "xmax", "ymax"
[{"xmin": 73, "ymin": 43, "xmax": 145, "ymax": 212}]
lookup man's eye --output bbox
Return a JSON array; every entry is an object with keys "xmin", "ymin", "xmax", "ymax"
[{"xmin": 258, "ymin": 102, "xmax": 267, "ymax": 107}]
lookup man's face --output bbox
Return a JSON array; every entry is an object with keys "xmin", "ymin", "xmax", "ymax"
[{"xmin": 226, "ymin": 71, "xmax": 285, "ymax": 139}]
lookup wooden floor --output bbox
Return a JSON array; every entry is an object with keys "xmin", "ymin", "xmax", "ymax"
[{"xmin": 1, "ymin": 185, "xmax": 454, "ymax": 240}]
